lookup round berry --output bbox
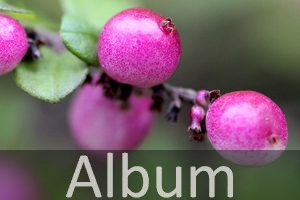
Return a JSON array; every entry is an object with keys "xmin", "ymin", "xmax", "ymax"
[
  {"xmin": 206, "ymin": 91, "xmax": 288, "ymax": 166},
  {"xmin": 98, "ymin": 7, "xmax": 181, "ymax": 88},
  {"xmin": 0, "ymin": 14, "xmax": 28, "ymax": 75},
  {"xmin": 69, "ymin": 74, "xmax": 154, "ymax": 150}
]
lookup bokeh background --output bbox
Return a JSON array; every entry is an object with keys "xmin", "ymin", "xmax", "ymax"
[{"xmin": 0, "ymin": 1, "xmax": 300, "ymax": 199}]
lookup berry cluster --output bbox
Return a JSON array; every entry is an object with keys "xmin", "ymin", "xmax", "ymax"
[{"xmin": 0, "ymin": 7, "xmax": 288, "ymax": 166}]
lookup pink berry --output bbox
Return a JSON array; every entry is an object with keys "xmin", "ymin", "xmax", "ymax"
[
  {"xmin": 196, "ymin": 90, "xmax": 210, "ymax": 107},
  {"xmin": 69, "ymin": 74, "xmax": 154, "ymax": 150},
  {"xmin": 98, "ymin": 7, "xmax": 181, "ymax": 88},
  {"xmin": 0, "ymin": 14, "xmax": 28, "ymax": 75},
  {"xmin": 188, "ymin": 105, "xmax": 205, "ymax": 133},
  {"xmin": 206, "ymin": 91, "xmax": 288, "ymax": 166},
  {"xmin": 0, "ymin": 157, "xmax": 40, "ymax": 200}
]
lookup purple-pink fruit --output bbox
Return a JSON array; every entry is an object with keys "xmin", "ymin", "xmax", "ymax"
[
  {"xmin": 69, "ymin": 75, "xmax": 154, "ymax": 150},
  {"xmin": 0, "ymin": 14, "xmax": 28, "ymax": 75},
  {"xmin": 0, "ymin": 157, "xmax": 40, "ymax": 200},
  {"xmin": 206, "ymin": 91, "xmax": 288, "ymax": 167},
  {"xmin": 98, "ymin": 7, "xmax": 181, "ymax": 88}
]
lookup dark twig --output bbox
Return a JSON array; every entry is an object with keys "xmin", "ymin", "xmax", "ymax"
[
  {"xmin": 162, "ymin": 83, "xmax": 197, "ymax": 122},
  {"xmin": 151, "ymin": 85, "xmax": 165, "ymax": 111},
  {"xmin": 163, "ymin": 83, "xmax": 197, "ymax": 104},
  {"xmin": 34, "ymin": 29, "xmax": 66, "ymax": 53},
  {"xmin": 23, "ymin": 28, "xmax": 66, "ymax": 62},
  {"xmin": 157, "ymin": 83, "xmax": 220, "ymax": 141}
]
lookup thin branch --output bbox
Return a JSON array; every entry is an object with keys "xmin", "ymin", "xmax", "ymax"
[
  {"xmin": 163, "ymin": 83, "xmax": 197, "ymax": 104},
  {"xmin": 35, "ymin": 29, "xmax": 66, "ymax": 52}
]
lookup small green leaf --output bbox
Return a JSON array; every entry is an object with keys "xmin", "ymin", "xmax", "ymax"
[
  {"xmin": 59, "ymin": 0, "xmax": 143, "ymax": 65},
  {"xmin": 14, "ymin": 47, "xmax": 88, "ymax": 103},
  {"xmin": 60, "ymin": 0, "xmax": 143, "ymax": 28},
  {"xmin": 61, "ymin": 15, "xmax": 99, "ymax": 66},
  {"xmin": 0, "ymin": 2, "xmax": 33, "ymax": 14}
]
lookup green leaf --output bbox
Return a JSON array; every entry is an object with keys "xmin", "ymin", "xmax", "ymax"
[
  {"xmin": 0, "ymin": 2, "xmax": 33, "ymax": 14},
  {"xmin": 59, "ymin": 0, "xmax": 143, "ymax": 65},
  {"xmin": 14, "ymin": 48, "xmax": 88, "ymax": 103},
  {"xmin": 61, "ymin": 15, "xmax": 99, "ymax": 66},
  {"xmin": 60, "ymin": 0, "xmax": 143, "ymax": 28}
]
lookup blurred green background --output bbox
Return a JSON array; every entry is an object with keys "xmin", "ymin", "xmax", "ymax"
[
  {"xmin": 1, "ymin": 0, "xmax": 299, "ymax": 150},
  {"xmin": 1, "ymin": 1, "xmax": 300, "ymax": 200}
]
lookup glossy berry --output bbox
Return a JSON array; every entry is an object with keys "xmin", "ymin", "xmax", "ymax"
[
  {"xmin": 69, "ymin": 74, "xmax": 154, "ymax": 150},
  {"xmin": 98, "ymin": 7, "xmax": 181, "ymax": 88},
  {"xmin": 206, "ymin": 91, "xmax": 288, "ymax": 166},
  {"xmin": 0, "ymin": 14, "xmax": 28, "ymax": 75}
]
